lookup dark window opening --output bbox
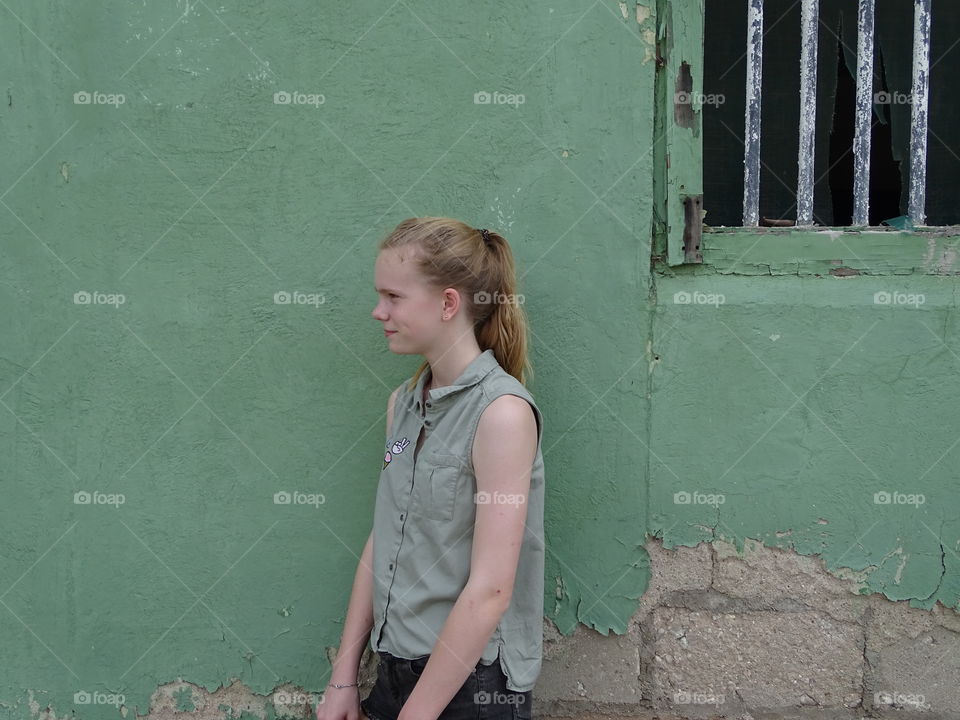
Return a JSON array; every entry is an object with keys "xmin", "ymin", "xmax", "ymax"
[
  {"xmin": 827, "ymin": 27, "xmax": 903, "ymax": 226},
  {"xmin": 702, "ymin": 0, "xmax": 958, "ymax": 227}
]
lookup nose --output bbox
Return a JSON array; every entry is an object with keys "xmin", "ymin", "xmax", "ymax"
[{"xmin": 372, "ymin": 300, "xmax": 387, "ymax": 321}]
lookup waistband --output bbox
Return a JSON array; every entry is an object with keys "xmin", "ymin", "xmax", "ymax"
[
  {"xmin": 376, "ymin": 650, "xmax": 427, "ymax": 661},
  {"xmin": 376, "ymin": 650, "xmax": 496, "ymax": 672}
]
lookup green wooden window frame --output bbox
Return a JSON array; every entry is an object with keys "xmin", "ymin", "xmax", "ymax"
[{"xmin": 653, "ymin": 0, "xmax": 960, "ymax": 276}]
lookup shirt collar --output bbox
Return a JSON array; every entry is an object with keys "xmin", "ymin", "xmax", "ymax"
[{"xmin": 413, "ymin": 349, "xmax": 499, "ymax": 413}]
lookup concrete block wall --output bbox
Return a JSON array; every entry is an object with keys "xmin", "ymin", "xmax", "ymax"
[{"xmin": 537, "ymin": 539, "xmax": 960, "ymax": 719}]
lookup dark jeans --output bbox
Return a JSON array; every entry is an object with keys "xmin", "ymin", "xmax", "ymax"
[{"xmin": 360, "ymin": 650, "xmax": 533, "ymax": 720}]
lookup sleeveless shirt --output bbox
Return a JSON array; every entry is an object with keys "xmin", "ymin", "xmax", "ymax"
[{"xmin": 369, "ymin": 349, "xmax": 545, "ymax": 692}]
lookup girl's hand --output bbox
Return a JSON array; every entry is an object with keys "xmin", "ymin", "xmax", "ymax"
[{"xmin": 314, "ymin": 688, "xmax": 366, "ymax": 720}]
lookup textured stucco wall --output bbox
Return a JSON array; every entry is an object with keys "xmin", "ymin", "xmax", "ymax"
[
  {"xmin": 2, "ymin": 1, "xmax": 958, "ymax": 719},
  {"xmin": 650, "ymin": 268, "xmax": 959, "ymax": 611},
  {"xmin": 1, "ymin": 1, "xmax": 655, "ymax": 717}
]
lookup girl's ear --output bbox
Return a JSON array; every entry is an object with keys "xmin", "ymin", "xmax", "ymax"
[{"xmin": 442, "ymin": 287, "xmax": 460, "ymax": 315}]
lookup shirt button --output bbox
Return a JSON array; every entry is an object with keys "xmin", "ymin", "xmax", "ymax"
[
  {"xmin": 399, "ymin": 513, "xmax": 404, "ymax": 521},
  {"xmin": 424, "ymin": 420, "xmax": 431, "ymax": 427},
  {"xmin": 388, "ymin": 563, "xmax": 394, "ymax": 570},
  {"xmin": 426, "ymin": 402, "xmax": 432, "ymax": 408}
]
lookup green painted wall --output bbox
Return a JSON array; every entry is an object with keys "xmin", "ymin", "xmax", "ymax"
[
  {"xmin": 1, "ymin": 1, "xmax": 956, "ymax": 718},
  {"xmin": 652, "ymin": 262, "xmax": 959, "ymax": 610},
  {"xmin": 0, "ymin": 1, "xmax": 655, "ymax": 715}
]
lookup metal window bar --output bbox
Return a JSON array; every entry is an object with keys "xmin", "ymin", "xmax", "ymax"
[
  {"xmin": 796, "ymin": 0, "xmax": 819, "ymax": 226},
  {"xmin": 852, "ymin": 0, "xmax": 875, "ymax": 226},
  {"xmin": 740, "ymin": 0, "xmax": 932, "ymax": 227},
  {"xmin": 742, "ymin": 0, "xmax": 764, "ymax": 226},
  {"xmin": 909, "ymin": 0, "xmax": 932, "ymax": 226}
]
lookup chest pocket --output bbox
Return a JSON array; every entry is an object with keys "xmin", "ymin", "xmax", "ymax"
[{"xmin": 411, "ymin": 453, "xmax": 465, "ymax": 521}]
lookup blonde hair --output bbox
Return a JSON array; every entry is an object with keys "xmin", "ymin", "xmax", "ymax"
[{"xmin": 378, "ymin": 216, "xmax": 533, "ymax": 388}]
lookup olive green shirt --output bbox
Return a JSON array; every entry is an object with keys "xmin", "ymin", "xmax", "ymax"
[{"xmin": 369, "ymin": 349, "xmax": 545, "ymax": 692}]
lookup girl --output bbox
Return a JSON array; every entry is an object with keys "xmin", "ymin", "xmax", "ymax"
[{"xmin": 317, "ymin": 217, "xmax": 545, "ymax": 720}]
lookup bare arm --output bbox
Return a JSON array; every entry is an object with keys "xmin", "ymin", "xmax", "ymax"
[
  {"xmin": 326, "ymin": 386, "xmax": 401, "ymax": 686},
  {"xmin": 328, "ymin": 530, "xmax": 374, "ymax": 687},
  {"xmin": 397, "ymin": 395, "xmax": 538, "ymax": 720}
]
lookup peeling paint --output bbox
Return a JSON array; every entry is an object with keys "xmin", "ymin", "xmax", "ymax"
[
  {"xmin": 642, "ymin": 28, "xmax": 657, "ymax": 64},
  {"xmin": 829, "ymin": 266, "xmax": 860, "ymax": 276},
  {"xmin": 673, "ymin": 62, "xmax": 695, "ymax": 129},
  {"xmin": 922, "ymin": 236, "xmax": 959, "ymax": 273},
  {"xmin": 891, "ymin": 548, "xmax": 909, "ymax": 585}
]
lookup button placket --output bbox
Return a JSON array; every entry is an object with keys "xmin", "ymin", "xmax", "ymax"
[{"xmin": 380, "ymin": 424, "xmax": 416, "ymax": 634}]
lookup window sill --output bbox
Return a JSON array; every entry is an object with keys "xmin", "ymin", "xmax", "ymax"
[{"xmin": 667, "ymin": 226, "xmax": 960, "ymax": 276}]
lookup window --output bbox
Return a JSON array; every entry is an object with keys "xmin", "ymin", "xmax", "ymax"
[{"xmin": 655, "ymin": 0, "xmax": 960, "ymax": 270}]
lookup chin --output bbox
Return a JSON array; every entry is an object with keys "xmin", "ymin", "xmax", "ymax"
[
  {"xmin": 385, "ymin": 337, "xmax": 409, "ymax": 354},
  {"xmin": 388, "ymin": 338, "xmax": 424, "ymax": 356}
]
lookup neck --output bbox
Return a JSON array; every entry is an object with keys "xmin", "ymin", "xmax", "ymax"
[{"xmin": 424, "ymin": 343, "xmax": 483, "ymax": 389}]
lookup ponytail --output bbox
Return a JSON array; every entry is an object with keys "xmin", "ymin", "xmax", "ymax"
[{"xmin": 472, "ymin": 229, "xmax": 533, "ymax": 386}]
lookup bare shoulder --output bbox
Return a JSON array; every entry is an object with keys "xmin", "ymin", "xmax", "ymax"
[
  {"xmin": 479, "ymin": 394, "xmax": 534, "ymax": 425},
  {"xmin": 476, "ymin": 394, "xmax": 537, "ymax": 448},
  {"xmin": 473, "ymin": 394, "xmax": 538, "ymax": 491}
]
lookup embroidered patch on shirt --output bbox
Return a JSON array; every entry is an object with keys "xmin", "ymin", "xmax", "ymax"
[{"xmin": 383, "ymin": 436, "xmax": 410, "ymax": 469}]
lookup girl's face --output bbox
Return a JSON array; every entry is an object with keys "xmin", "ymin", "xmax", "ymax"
[{"xmin": 372, "ymin": 247, "xmax": 450, "ymax": 354}]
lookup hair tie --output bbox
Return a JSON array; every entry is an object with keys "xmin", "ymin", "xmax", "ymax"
[{"xmin": 479, "ymin": 228, "xmax": 492, "ymax": 245}]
